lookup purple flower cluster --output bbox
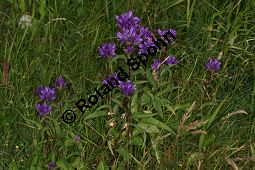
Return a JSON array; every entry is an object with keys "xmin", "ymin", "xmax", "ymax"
[
  {"xmin": 39, "ymin": 87, "xmax": 56, "ymax": 101},
  {"xmin": 151, "ymin": 59, "xmax": 161, "ymax": 71},
  {"xmin": 102, "ymin": 72, "xmax": 136, "ymax": 96},
  {"xmin": 74, "ymin": 135, "xmax": 81, "ymax": 142},
  {"xmin": 48, "ymin": 162, "xmax": 56, "ymax": 170},
  {"xmin": 36, "ymin": 103, "xmax": 52, "ymax": 118},
  {"xmin": 206, "ymin": 59, "xmax": 221, "ymax": 73},
  {"xmin": 115, "ymin": 10, "xmax": 169, "ymax": 55},
  {"xmin": 98, "ymin": 43, "xmax": 117, "ymax": 59},
  {"xmin": 151, "ymin": 55, "xmax": 179, "ymax": 71},
  {"xmin": 102, "ymin": 73, "xmax": 120, "ymax": 88},
  {"xmin": 158, "ymin": 29, "xmax": 176, "ymax": 44},
  {"xmin": 34, "ymin": 76, "xmax": 67, "ymax": 119},
  {"xmin": 54, "ymin": 76, "xmax": 67, "ymax": 89},
  {"xmin": 166, "ymin": 55, "xmax": 179, "ymax": 65},
  {"xmin": 119, "ymin": 80, "xmax": 136, "ymax": 96},
  {"xmin": 116, "ymin": 11, "xmax": 140, "ymax": 30}
]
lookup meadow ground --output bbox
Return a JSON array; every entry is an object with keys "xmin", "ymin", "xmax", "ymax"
[{"xmin": 0, "ymin": 0, "xmax": 255, "ymax": 169}]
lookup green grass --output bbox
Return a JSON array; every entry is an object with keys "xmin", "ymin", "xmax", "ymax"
[{"xmin": 0, "ymin": 0, "xmax": 255, "ymax": 169}]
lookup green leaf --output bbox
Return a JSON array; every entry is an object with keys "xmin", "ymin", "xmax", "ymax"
[
  {"xmin": 133, "ymin": 80, "xmax": 148, "ymax": 85},
  {"xmin": 47, "ymin": 117, "xmax": 61, "ymax": 136},
  {"xmin": 146, "ymin": 68, "xmax": 156, "ymax": 86},
  {"xmin": 24, "ymin": 118, "xmax": 42, "ymax": 129},
  {"xmin": 137, "ymin": 123, "xmax": 160, "ymax": 133},
  {"xmin": 29, "ymin": 166, "xmax": 36, "ymax": 170},
  {"xmin": 84, "ymin": 111, "xmax": 107, "ymax": 120},
  {"xmin": 108, "ymin": 140, "xmax": 114, "ymax": 155},
  {"xmin": 56, "ymin": 159, "xmax": 70, "ymax": 170},
  {"xmin": 153, "ymin": 96, "xmax": 163, "ymax": 118},
  {"xmin": 96, "ymin": 161, "xmax": 109, "ymax": 170},
  {"xmin": 132, "ymin": 112, "xmax": 158, "ymax": 119},
  {"xmin": 174, "ymin": 103, "xmax": 191, "ymax": 111},
  {"xmin": 140, "ymin": 93, "xmax": 151, "ymax": 106},
  {"xmin": 116, "ymin": 147, "xmax": 130, "ymax": 161},
  {"xmin": 141, "ymin": 117, "xmax": 176, "ymax": 135},
  {"xmin": 131, "ymin": 88, "xmax": 138, "ymax": 112},
  {"xmin": 151, "ymin": 137, "xmax": 160, "ymax": 164},
  {"xmin": 206, "ymin": 101, "xmax": 225, "ymax": 129},
  {"xmin": 8, "ymin": 162, "xmax": 18, "ymax": 170},
  {"xmin": 38, "ymin": 0, "xmax": 47, "ymax": 20},
  {"xmin": 18, "ymin": 0, "xmax": 26, "ymax": 11},
  {"xmin": 31, "ymin": 155, "xmax": 38, "ymax": 166},
  {"xmin": 96, "ymin": 105, "xmax": 110, "ymax": 111},
  {"xmin": 117, "ymin": 162, "xmax": 125, "ymax": 170},
  {"xmin": 131, "ymin": 136, "xmax": 143, "ymax": 146},
  {"xmin": 109, "ymin": 54, "xmax": 126, "ymax": 63}
]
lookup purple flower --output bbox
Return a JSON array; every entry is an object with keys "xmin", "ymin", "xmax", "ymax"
[
  {"xmin": 151, "ymin": 59, "xmax": 161, "ymax": 71},
  {"xmin": 136, "ymin": 26, "xmax": 156, "ymax": 54},
  {"xmin": 48, "ymin": 162, "xmax": 56, "ymax": 170},
  {"xmin": 34, "ymin": 85, "xmax": 43, "ymax": 96},
  {"xmin": 165, "ymin": 55, "xmax": 179, "ymax": 65},
  {"xmin": 158, "ymin": 28, "xmax": 176, "ymax": 44},
  {"xmin": 117, "ymin": 26, "xmax": 143, "ymax": 44},
  {"xmin": 158, "ymin": 28, "xmax": 177, "ymax": 37},
  {"xmin": 54, "ymin": 76, "xmax": 67, "ymax": 89},
  {"xmin": 117, "ymin": 26, "xmax": 142, "ymax": 54},
  {"xmin": 36, "ymin": 103, "xmax": 52, "ymax": 117},
  {"xmin": 98, "ymin": 43, "xmax": 117, "ymax": 59},
  {"xmin": 102, "ymin": 73, "xmax": 120, "ymax": 87},
  {"xmin": 206, "ymin": 59, "xmax": 222, "ymax": 73},
  {"xmin": 139, "ymin": 26, "xmax": 154, "ymax": 41},
  {"xmin": 115, "ymin": 11, "xmax": 140, "ymax": 30},
  {"xmin": 138, "ymin": 39, "xmax": 156, "ymax": 54},
  {"xmin": 40, "ymin": 86, "xmax": 56, "ymax": 101},
  {"xmin": 119, "ymin": 80, "xmax": 136, "ymax": 96},
  {"xmin": 74, "ymin": 135, "xmax": 80, "ymax": 142},
  {"xmin": 124, "ymin": 44, "xmax": 137, "ymax": 54}
]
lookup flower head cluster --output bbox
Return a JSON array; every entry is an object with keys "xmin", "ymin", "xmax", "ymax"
[
  {"xmin": 36, "ymin": 103, "xmax": 52, "ymax": 118},
  {"xmin": 102, "ymin": 72, "xmax": 136, "ymax": 96},
  {"xmin": 119, "ymin": 80, "xmax": 136, "ymax": 96},
  {"xmin": 115, "ymin": 11, "xmax": 142, "ymax": 54},
  {"xmin": 74, "ymin": 135, "xmax": 81, "ymax": 142},
  {"xmin": 151, "ymin": 55, "xmax": 179, "ymax": 71},
  {"xmin": 48, "ymin": 162, "xmax": 56, "ymax": 170},
  {"xmin": 116, "ymin": 25, "xmax": 142, "ymax": 54},
  {"xmin": 34, "ymin": 85, "xmax": 43, "ymax": 96},
  {"xmin": 116, "ymin": 11, "xmax": 155, "ymax": 55},
  {"xmin": 115, "ymin": 10, "xmax": 140, "ymax": 30},
  {"xmin": 18, "ymin": 14, "xmax": 32, "ymax": 29},
  {"xmin": 151, "ymin": 59, "xmax": 161, "ymax": 71},
  {"xmin": 158, "ymin": 28, "xmax": 176, "ymax": 44},
  {"xmin": 39, "ymin": 86, "xmax": 56, "ymax": 101},
  {"xmin": 206, "ymin": 59, "xmax": 221, "ymax": 73},
  {"xmin": 34, "ymin": 76, "xmax": 67, "ymax": 119},
  {"xmin": 54, "ymin": 76, "xmax": 67, "ymax": 89},
  {"xmin": 165, "ymin": 55, "xmax": 179, "ymax": 65},
  {"xmin": 102, "ymin": 73, "xmax": 120, "ymax": 88},
  {"xmin": 98, "ymin": 43, "xmax": 117, "ymax": 59}
]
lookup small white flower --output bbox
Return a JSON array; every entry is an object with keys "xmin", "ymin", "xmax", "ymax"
[
  {"xmin": 107, "ymin": 111, "xmax": 115, "ymax": 116},
  {"xmin": 18, "ymin": 14, "xmax": 32, "ymax": 29},
  {"xmin": 109, "ymin": 121, "xmax": 116, "ymax": 128},
  {"xmin": 121, "ymin": 114, "xmax": 126, "ymax": 119},
  {"xmin": 123, "ymin": 123, "xmax": 128, "ymax": 129}
]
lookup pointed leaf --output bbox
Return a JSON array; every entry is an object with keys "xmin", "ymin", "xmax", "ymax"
[{"xmin": 84, "ymin": 111, "xmax": 107, "ymax": 120}]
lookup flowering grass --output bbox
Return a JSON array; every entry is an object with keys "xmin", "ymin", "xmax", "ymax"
[{"xmin": 0, "ymin": 0, "xmax": 255, "ymax": 169}]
